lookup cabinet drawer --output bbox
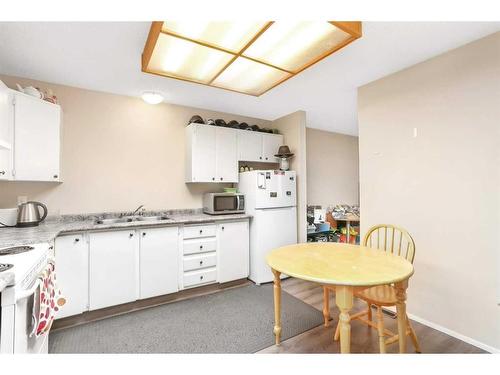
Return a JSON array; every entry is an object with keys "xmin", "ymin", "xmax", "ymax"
[
  {"xmin": 183, "ymin": 224, "xmax": 216, "ymax": 239},
  {"xmin": 183, "ymin": 268, "xmax": 217, "ymax": 288},
  {"xmin": 183, "ymin": 238, "xmax": 217, "ymax": 255},
  {"xmin": 183, "ymin": 252, "xmax": 217, "ymax": 272}
]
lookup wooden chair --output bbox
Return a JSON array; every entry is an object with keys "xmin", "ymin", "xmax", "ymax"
[{"xmin": 323, "ymin": 224, "xmax": 421, "ymax": 353}]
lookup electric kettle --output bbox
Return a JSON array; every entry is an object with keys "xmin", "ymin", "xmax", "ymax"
[{"xmin": 16, "ymin": 201, "xmax": 48, "ymax": 227}]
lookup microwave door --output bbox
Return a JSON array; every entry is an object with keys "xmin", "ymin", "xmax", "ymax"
[{"xmin": 214, "ymin": 195, "xmax": 238, "ymax": 212}]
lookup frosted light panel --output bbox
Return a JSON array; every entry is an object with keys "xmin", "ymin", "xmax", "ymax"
[
  {"xmin": 148, "ymin": 33, "xmax": 234, "ymax": 83},
  {"xmin": 213, "ymin": 57, "xmax": 291, "ymax": 96},
  {"xmin": 162, "ymin": 21, "xmax": 268, "ymax": 52},
  {"xmin": 243, "ymin": 22, "xmax": 351, "ymax": 72}
]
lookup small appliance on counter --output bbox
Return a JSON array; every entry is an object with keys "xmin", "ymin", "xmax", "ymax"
[
  {"xmin": 203, "ymin": 192, "xmax": 245, "ymax": 215},
  {"xmin": 16, "ymin": 201, "xmax": 48, "ymax": 227},
  {"xmin": 0, "ymin": 208, "xmax": 18, "ymax": 227}
]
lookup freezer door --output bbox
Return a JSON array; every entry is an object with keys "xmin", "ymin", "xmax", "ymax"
[
  {"xmin": 249, "ymin": 206, "xmax": 297, "ymax": 284},
  {"xmin": 255, "ymin": 170, "xmax": 296, "ymax": 209}
]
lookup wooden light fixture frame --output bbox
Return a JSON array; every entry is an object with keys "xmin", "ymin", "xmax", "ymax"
[{"xmin": 142, "ymin": 21, "xmax": 362, "ymax": 96}]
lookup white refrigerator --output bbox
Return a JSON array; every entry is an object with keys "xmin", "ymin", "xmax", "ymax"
[{"xmin": 238, "ymin": 170, "xmax": 297, "ymax": 284}]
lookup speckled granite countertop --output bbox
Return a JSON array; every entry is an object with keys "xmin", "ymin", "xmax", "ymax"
[{"xmin": 0, "ymin": 209, "xmax": 251, "ymax": 248}]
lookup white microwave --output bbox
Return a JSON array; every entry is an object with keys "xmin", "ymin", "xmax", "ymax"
[{"xmin": 203, "ymin": 193, "xmax": 245, "ymax": 215}]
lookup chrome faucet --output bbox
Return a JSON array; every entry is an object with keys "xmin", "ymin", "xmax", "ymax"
[{"xmin": 131, "ymin": 205, "xmax": 145, "ymax": 216}]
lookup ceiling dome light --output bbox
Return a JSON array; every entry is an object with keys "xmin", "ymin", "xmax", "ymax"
[{"xmin": 142, "ymin": 91, "xmax": 164, "ymax": 104}]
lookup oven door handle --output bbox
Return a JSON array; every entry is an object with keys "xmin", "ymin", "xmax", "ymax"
[{"xmin": 16, "ymin": 278, "xmax": 42, "ymax": 302}]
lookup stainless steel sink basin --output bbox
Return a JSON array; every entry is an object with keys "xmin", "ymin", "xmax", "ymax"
[
  {"xmin": 95, "ymin": 215, "xmax": 169, "ymax": 225},
  {"xmin": 135, "ymin": 215, "xmax": 170, "ymax": 222}
]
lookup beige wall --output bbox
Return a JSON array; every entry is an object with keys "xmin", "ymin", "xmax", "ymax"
[
  {"xmin": 358, "ymin": 32, "xmax": 500, "ymax": 351},
  {"xmin": 306, "ymin": 128, "xmax": 359, "ymax": 208},
  {"xmin": 0, "ymin": 75, "xmax": 271, "ymax": 215},
  {"xmin": 272, "ymin": 111, "xmax": 307, "ymax": 243}
]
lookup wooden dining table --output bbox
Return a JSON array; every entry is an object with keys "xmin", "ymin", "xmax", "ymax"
[{"xmin": 266, "ymin": 242, "xmax": 414, "ymax": 354}]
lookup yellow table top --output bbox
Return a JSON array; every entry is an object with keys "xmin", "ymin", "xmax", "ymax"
[{"xmin": 266, "ymin": 243, "xmax": 414, "ymax": 286}]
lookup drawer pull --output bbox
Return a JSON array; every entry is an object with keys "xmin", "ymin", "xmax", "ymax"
[
  {"xmin": 200, "ymin": 275, "xmax": 204, "ymax": 280},
  {"xmin": 199, "ymin": 261, "xmax": 203, "ymax": 265},
  {"xmin": 129, "ymin": 233, "xmax": 134, "ymax": 238},
  {"xmin": 199, "ymin": 229, "xmax": 203, "ymax": 234},
  {"xmin": 199, "ymin": 245, "xmax": 203, "ymax": 249}
]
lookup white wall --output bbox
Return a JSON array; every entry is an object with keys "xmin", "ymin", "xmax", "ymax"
[
  {"xmin": 0, "ymin": 75, "xmax": 271, "ymax": 215},
  {"xmin": 358, "ymin": 32, "xmax": 500, "ymax": 351},
  {"xmin": 272, "ymin": 111, "xmax": 307, "ymax": 243},
  {"xmin": 306, "ymin": 128, "xmax": 359, "ymax": 207}
]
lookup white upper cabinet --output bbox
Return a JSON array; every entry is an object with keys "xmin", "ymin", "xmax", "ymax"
[
  {"xmin": 215, "ymin": 127, "xmax": 238, "ymax": 182},
  {"xmin": 13, "ymin": 91, "xmax": 62, "ymax": 182},
  {"xmin": 185, "ymin": 123, "xmax": 238, "ymax": 183},
  {"xmin": 0, "ymin": 82, "xmax": 12, "ymax": 180},
  {"xmin": 237, "ymin": 130, "xmax": 283, "ymax": 163},
  {"xmin": 186, "ymin": 123, "xmax": 284, "ymax": 183},
  {"xmin": 237, "ymin": 130, "xmax": 263, "ymax": 162},
  {"xmin": 262, "ymin": 134, "xmax": 283, "ymax": 163}
]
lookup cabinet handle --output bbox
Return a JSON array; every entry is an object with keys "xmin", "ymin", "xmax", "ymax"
[
  {"xmin": 212, "ymin": 177, "xmax": 215, "ymax": 181},
  {"xmin": 220, "ymin": 177, "xmax": 223, "ymax": 181},
  {"xmin": 199, "ymin": 230, "xmax": 203, "ymax": 234},
  {"xmin": 259, "ymin": 156, "xmax": 262, "ymax": 160},
  {"xmin": 265, "ymin": 157, "xmax": 268, "ymax": 160},
  {"xmin": 75, "ymin": 238, "xmax": 80, "ymax": 242},
  {"xmin": 199, "ymin": 245, "xmax": 203, "ymax": 249},
  {"xmin": 142, "ymin": 232, "xmax": 146, "ymax": 236},
  {"xmin": 199, "ymin": 261, "xmax": 203, "ymax": 266},
  {"xmin": 0, "ymin": 171, "xmax": 5, "ymax": 175},
  {"xmin": 53, "ymin": 174, "xmax": 58, "ymax": 179},
  {"xmin": 129, "ymin": 233, "xmax": 134, "ymax": 238},
  {"xmin": 200, "ymin": 275, "xmax": 204, "ymax": 280},
  {"xmin": 222, "ymin": 226, "xmax": 224, "ymax": 231}
]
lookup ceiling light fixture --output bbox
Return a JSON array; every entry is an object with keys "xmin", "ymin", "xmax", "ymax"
[
  {"xmin": 141, "ymin": 91, "xmax": 164, "ymax": 104},
  {"xmin": 142, "ymin": 21, "xmax": 362, "ymax": 97}
]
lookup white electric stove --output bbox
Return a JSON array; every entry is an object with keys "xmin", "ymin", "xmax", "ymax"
[{"xmin": 0, "ymin": 243, "xmax": 53, "ymax": 354}]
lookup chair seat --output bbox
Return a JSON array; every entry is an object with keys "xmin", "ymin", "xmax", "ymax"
[{"xmin": 355, "ymin": 284, "xmax": 397, "ymax": 306}]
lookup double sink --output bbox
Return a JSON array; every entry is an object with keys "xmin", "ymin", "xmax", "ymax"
[{"xmin": 95, "ymin": 215, "xmax": 170, "ymax": 225}]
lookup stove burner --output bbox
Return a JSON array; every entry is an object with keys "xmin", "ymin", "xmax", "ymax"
[
  {"xmin": 0, "ymin": 246, "xmax": 35, "ymax": 256},
  {"xmin": 0, "ymin": 263, "xmax": 13, "ymax": 272}
]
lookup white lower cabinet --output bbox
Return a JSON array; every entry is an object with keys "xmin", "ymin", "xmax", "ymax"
[
  {"xmin": 217, "ymin": 221, "xmax": 250, "ymax": 283},
  {"xmin": 89, "ymin": 230, "xmax": 139, "ymax": 310},
  {"xmin": 54, "ymin": 234, "xmax": 88, "ymax": 319},
  {"xmin": 139, "ymin": 226, "xmax": 179, "ymax": 299}
]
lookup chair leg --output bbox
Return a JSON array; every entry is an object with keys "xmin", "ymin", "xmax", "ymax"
[
  {"xmin": 323, "ymin": 287, "xmax": 331, "ymax": 327},
  {"xmin": 366, "ymin": 302, "xmax": 372, "ymax": 321},
  {"xmin": 334, "ymin": 319, "xmax": 341, "ymax": 341},
  {"xmin": 407, "ymin": 318, "xmax": 421, "ymax": 353},
  {"xmin": 376, "ymin": 307, "xmax": 386, "ymax": 353}
]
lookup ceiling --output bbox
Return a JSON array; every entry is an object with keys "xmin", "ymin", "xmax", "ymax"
[{"xmin": 0, "ymin": 22, "xmax": 499, "ymax": 135}]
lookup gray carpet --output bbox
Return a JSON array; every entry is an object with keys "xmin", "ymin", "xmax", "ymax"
[{"xmin": 49, "ymin": 284, "xmax": 323, "ymax": 353}]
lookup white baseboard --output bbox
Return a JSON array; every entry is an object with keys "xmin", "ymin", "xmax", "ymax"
[{"xmin": 381, "ymin": 307, "xmax": 499, "ymax": 353}]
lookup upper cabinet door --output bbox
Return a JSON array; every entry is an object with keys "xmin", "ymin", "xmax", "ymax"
[
  {"xmin": 14, "ymin": 92, "xmax": 61, "ymax": 181},
  {"xmin": 216, "ymin": 127, "xmax": 238, "ymax": 183},
  {"xmin": 0, "ymin": 82, "xmax": 12, "ymax": 180},
  {"xmin": 237, "ymin": 130, "xmax": 262, "ymax": 162},
  {"xmin": 191, "ymin": 124, "xmax": 217, "ymax": 182},
  {"xmin": 262, "ymin": 134, "xmax": 284, "ymax": 163}
]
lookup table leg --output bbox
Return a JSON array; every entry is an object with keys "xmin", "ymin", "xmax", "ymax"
[
  {"xmin": 346, "ymin": 221, "xmax": 350, "ymax": 243},
  {"xmin": 335, "ymin": 285, "xmax": 353, "ymax": 353},
  {"xmin": 395, "ymin": 279, "xmax": 409, "ymax": 353},
  {"xmin": 272, "ymin": 268, "xmax": 282, "ymax": 345},
  {"xmin": 323, "ymin": 286, "xmax": 330, "ymax": 327}
]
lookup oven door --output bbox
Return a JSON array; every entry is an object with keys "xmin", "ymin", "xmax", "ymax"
[
  {"xmin": 14, "ymin": 285, "xmax": 49, "ymax": 354},
  {"xmin": 213, "ymin": 195, "xmax": 239, "ymax": 213}
]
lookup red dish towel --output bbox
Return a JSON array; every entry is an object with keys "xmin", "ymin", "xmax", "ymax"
[{"xmin": 30, "ymin": 262, "xmax": 66, "ymax": 338}]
